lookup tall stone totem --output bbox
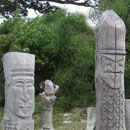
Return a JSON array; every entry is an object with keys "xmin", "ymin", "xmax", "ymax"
[
  {"xmin": 2, "ymin": 52, "xmax": 35, "ymax": 130},
  {"xmin": 95, "ymin": 10, "xmax": 126, "ymax": 130}
]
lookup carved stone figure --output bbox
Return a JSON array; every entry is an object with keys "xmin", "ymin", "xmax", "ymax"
[
  {"xmin": 39, "ymin": 80, "xmax": 59, "ymax": 130},
  {"xmin": 95, "ymin": 10, "xmax": 126, "ymax": 130},
  {"xmin": 2, "ymin": 52, "xmax": 35, "ymax": 130},
  {"xmin": 125, "ymin": 99, "xmax": 130, "ymax": 130},
  {"xmin": 87, "ymin": 107, "xmax": 96, "ymax": 130}
]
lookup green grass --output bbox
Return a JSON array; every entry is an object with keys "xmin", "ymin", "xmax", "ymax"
[
  {"xmin": 0, "ymin": 96, "xmax": 87, "ymax": 130},
  {"xmin": 0, "ymin": 106, "xmax": 4, "ymax": 129}
]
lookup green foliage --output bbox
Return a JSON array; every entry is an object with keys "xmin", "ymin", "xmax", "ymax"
[
  {"xmin": 0, "ymin": 9, "xmax": 95, "ymax": 110},
  {"xmin": 53, "ymin": 13, "xmax": 95, "ymax": 110},
  {"xmin": 91, "ymin": 0, "xmax": 130, "ymax": 98}
]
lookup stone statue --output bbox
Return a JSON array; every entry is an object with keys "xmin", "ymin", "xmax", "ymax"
[
  {"xmin": 39, "ymin": 80, "xmax": 59, "ymax": 130},
  {"xmin": 2, "ymin": 52, "xmax": 35, "ymax": 130},
  {"xmin": 95, "ymin": 10, "xmax": 126, "ymax": 130},
  {"xmin": 87, "ymin": 107, "xmax": 96, "ymax": 130}
]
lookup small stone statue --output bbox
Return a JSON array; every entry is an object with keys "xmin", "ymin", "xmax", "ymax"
[
  {"xmin": 2, "ymin": 52, "xmax": 35, "ymax": 130},
  {"xmin": 39, "ymin": 80, "xmax": 59, "ymax": 130},
  {"xmin": 87, "ymin": 107, "xmax": 96, "ymax": 130}
]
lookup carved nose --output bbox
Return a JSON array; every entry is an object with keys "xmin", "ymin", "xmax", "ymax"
[{"xmin": 21, "ymin": 84, "xmax": 30, "ymax": 102}]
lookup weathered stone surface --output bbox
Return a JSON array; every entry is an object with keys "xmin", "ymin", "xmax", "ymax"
[
  {"xmin": 125, "ymin": 99, "xmax": 130, "ymax": 130},
  {"xmin": 2, "ymin": 52, "xmax": 35, "ymax": 130},
  {"xmin": 44, "ymin": 80, "xmax": 58, "ymax": 96},
  {"xmin": 39, "ymin": 80, "xmax": 59, "ymax": 130},
  {"xmin": 87, "ymin": 107, "xmax": 96, "ymax": 130},
  {"xmin": 95, "ymin": 10, "xmax": 126, "ymax": 130}
]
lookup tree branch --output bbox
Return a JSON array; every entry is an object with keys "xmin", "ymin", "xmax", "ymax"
[
  {"xmin": 0, "ymin": 0, "xmax": 98, "ymax": 18},
  {"xmin": 39, "ymin": 0, "xmax": 98, "ymax": 8}
]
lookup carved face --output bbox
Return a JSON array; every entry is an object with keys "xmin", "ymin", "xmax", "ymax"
[
  {"xmin": 99, "ymin": 54, "xmax": 125, "ymax": 88},
  {"xmin": 7, "ymin": 75, "xmax": 34, "ymax": 118}
]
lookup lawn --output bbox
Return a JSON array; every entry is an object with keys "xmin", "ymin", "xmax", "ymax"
[{"xmin": 0, "ymin": 96, "xmax": 87, "ymax": 130}]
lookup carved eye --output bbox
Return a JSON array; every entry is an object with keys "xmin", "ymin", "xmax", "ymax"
[
  {"xmin": 118, "ymin": 62, "xmax": 123, "ymax": 67},
  {"xmin": 13, "ymin": 82, "xmax": 24, "ymax": 87},
  {"xmin": 105, "ymin": 58, "xmax": 112, "ymax": 66},
  {"xmin": 102, "ymin": 57, "xmax": 108, "ymax": 66},
  {"xmin": 107, "ymin": 61, "xmax": 112, "ymax": 66},
  {"xmin": 26, "ymin": 82, "xmax": 33, "ymax": 88}
]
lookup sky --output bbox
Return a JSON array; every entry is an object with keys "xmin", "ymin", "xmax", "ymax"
[{"xmin": 0, "ymin": 2, "xmax": 95, "ymax": 27}]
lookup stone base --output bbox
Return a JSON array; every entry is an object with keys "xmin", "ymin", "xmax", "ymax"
[
  {"xmin": 41, "ymin": 124, "xmax": 54, "ymax": 130},
  {"xmin": 3, "ymin": 118, "xmax": 34, "ymax": 130},
  {"xmin": 40, "ymin": 126, "xmax": 54, "ymax": 130}
]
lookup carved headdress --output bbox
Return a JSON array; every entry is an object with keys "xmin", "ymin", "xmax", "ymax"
[
  {"xmin": 96, "ymin": 10, "xmax": 126, "ymax": 55},
  {"xmin": 2, "ymin": 52, "xmax": 35, "ymax": 84}
]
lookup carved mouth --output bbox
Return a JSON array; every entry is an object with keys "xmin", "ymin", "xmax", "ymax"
[
  {"xmin": 19, "ymin": 106, "xmax": 31, "ymax": 108},
  {"xmin": 18, "ymin": 105, "xmax": 31, "ymax": 111},
  {"xmin": 104, "ymin": 72, "xmax": 123, "ymax": 74}
]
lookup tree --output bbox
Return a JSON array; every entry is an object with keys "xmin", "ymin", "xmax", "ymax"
[{"xmin": 0, "ymin": 0, "xmax": 98, "ymax": 18}]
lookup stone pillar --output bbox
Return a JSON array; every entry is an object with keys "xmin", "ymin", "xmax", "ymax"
[
  {"xmin": 95, "ymin": 10, "xmax": 126, "ymax": 130},
  {"xmin": 2, "ymin": 52, "xmax": 35, "ymax": 130},
  {"xmin": 87, "ymin": 107, "xmax": 96, "ymax": 130},
  {"xmin": 125, "ymin": 99, "xmax": 130, "ymax": 130},
  {"xmin": 39, "ymin": 80, "xmax": 59, "ymax": 130}
]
